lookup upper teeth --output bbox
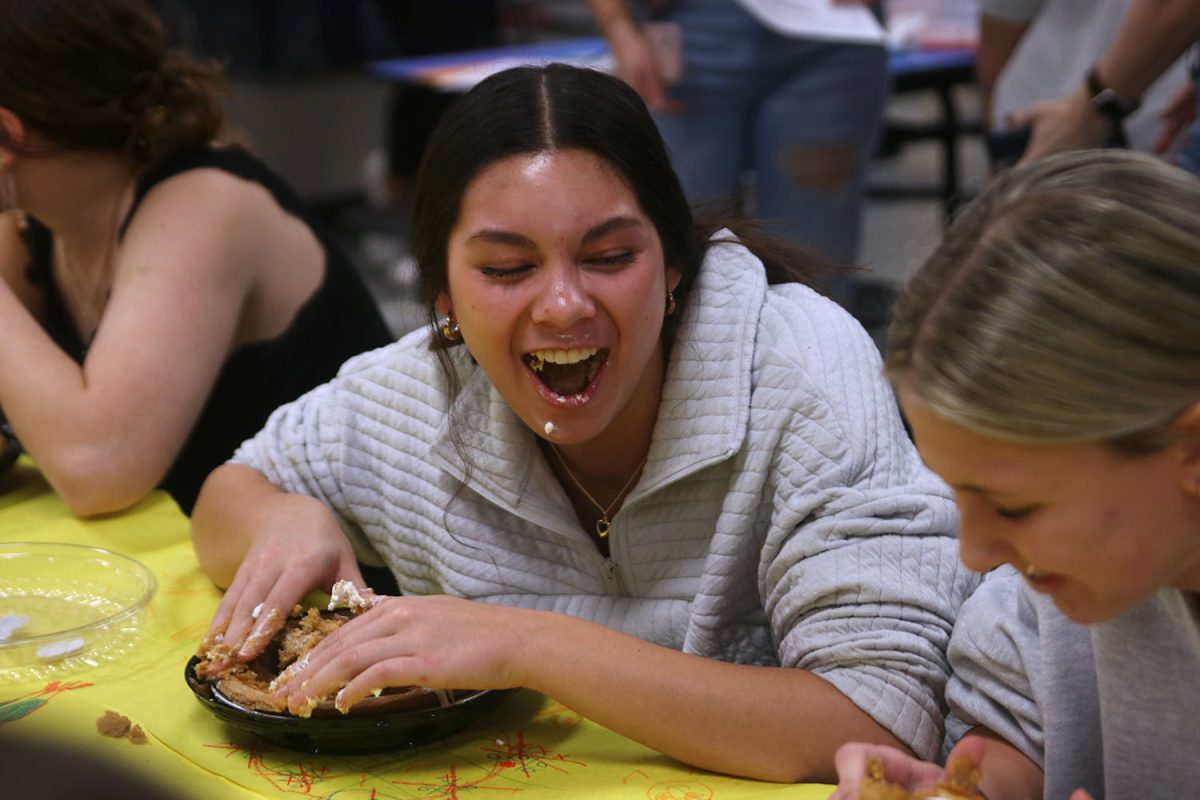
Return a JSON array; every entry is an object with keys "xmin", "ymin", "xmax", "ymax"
[{"xmin": 527, "ymin": 348, "xmax": 599, "ymax": 372}]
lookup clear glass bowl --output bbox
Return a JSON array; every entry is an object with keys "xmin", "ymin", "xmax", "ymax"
[{"xmin": 0, "ymin": 542, "xmax": 156, "ymax": 683}]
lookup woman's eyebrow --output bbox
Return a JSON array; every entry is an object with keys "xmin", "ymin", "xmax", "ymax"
[
  {"xmin": 464, "ymin": 229, "xmax": 536, "ymax": 248},
  {"xmin": 464, "ymin": 216, "xmax": 646, "ymax": 248},
  {"xmin": 582, "ymin": 216, "xmax": 644, "ymax": 244}
]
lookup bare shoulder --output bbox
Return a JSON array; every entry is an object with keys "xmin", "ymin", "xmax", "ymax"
[
  {"xmin": 127, "ymin": 166, "xmax": 278, "ymax": 239},
  {"xmin": 118, "ymin": 165, "xmax": 295, "ymax": 286}
]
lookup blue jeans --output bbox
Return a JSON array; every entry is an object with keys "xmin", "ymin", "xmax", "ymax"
[
  {"xmin": 653, "ymin": 0, "xmax": 889, "ymax": 264},
  {"xmin": 1174, "ymin": 70, "xmax": 1200, "ymax": 176}
]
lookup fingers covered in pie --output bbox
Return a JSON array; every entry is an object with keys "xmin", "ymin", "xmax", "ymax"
[
  {"xmin": 197, "ymin": 583, "xmax": 456, "ymax": 718},
  {"xmin": 858, "ymin": 755, "xmax": 985, "ymax": 800}
]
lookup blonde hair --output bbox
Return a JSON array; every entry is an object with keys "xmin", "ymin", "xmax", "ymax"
[{"xmin": 887, "ymin": 150, "xmax": 1200, "ymax": 452}]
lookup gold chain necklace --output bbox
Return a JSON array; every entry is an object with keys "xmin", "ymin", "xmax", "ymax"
[
  {"xmin": 55, "ymin": 236, "xmax": 112, "ymax": 349},
  {"xmin": 52, "ymin": 177, "xmax": 130, "ymax": 351},
  {"xmin": 548, "ymin": 444, "xmax": 647, "ymax": 538}
]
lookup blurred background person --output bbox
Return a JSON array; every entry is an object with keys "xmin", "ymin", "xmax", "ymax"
[
  {"xmin": 0, "ymin": 733, "xmax": 182, "ymax": 800},
  {"xmin": 0, "ymin": 0, "xmax": 392, "ymax": 516},
  {"xmin": 373, "ymin": 1, "xmax": 503, "ymax": 207},
  {"xmin": 977, "ymin": 0, "xmax": 1199, "ymax": 168},
  {"xmin": 587, "ymin": 0, "xmax": 889, "ymax": 282}
]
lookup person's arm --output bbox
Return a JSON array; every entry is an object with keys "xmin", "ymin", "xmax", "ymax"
[
  {"xmin": 830, "ymin": 569, "xmax": 1051, "ymax": 798},
  {"xmin": 0, "ymin": 170, "xmax": 270, "ymax": 515},
  {"xmin": 271, "ymin": 592, "xmax": 908, "ymax": 783},
  {"xmin": 976, "ymin": 13, "xmax": 1032, "ymax": 129},
  {"xmin": 585, "ymin": 0, "xmax": 680, "ymax": 113},
  {"xmin": 1016, "ymin": 0, "xmax": 1200, "ymax": 161}
]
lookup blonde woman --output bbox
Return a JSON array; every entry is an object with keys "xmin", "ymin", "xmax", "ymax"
[{"xmin": 834, "ymin": 151, "xmax": 1200, "ymax": 798}]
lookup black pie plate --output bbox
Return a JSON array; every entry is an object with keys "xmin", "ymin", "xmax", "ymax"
[{"xmin": 185, "ymin": 656, "xmax": 507, "ymax": 754}]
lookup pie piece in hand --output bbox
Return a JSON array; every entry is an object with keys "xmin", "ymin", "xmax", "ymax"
[{"xmin": 858, "ymin": 755, "xmax": 985, "ymax": 800}]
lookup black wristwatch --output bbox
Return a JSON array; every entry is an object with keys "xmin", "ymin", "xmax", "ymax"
[{"xmin": 1086, "ymin": 67, "xmax": 1140, "ymax": 123}]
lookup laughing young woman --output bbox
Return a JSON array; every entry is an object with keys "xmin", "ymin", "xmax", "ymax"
[
  {"xmin": 191, "ymin": 64, "xmax": 975, "ymax": 783},
  {"xmin": 832, "ymin": 151, "xmax": 1200, "ymax": 798}
]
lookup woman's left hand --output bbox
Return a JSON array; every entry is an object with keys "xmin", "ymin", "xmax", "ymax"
[
  {"xmin": 270, "ymin": 595, "xmax": 536, "ymax": 715},
  {"xmin": 1012, "ymin": 86, "xmax": 1112, "ymax": 164}
]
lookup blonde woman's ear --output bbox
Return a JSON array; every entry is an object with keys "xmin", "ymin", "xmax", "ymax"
[{"xmin": 1170, "ymin": 400, "xmax": 1200, "ymax": 494}]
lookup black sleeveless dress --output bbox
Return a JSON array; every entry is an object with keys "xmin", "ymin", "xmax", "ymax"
[{"xmin": 22, "ymin": 146, "xmax": 393, "ymax": 513}]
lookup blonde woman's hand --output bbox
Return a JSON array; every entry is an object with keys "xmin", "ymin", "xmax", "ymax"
[
  {"xmin": 829, "ymin": 741, "xmax": 949, "ymax": 799},
  {"xmin": 270, "ymin": 594, "xmax": 538, "ymax": 715}
]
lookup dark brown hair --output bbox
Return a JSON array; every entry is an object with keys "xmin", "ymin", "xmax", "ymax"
[
  {"xmin": 0, "ymin": 0, "xmax": 228, "ymax": 167},
  {"xmin": 412, "ymin": 64, "xmax": 838, "ymax": 354}
]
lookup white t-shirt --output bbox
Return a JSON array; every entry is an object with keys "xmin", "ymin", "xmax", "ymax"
[
  {"xmin": 980, "ymin": 0, "xmax": 1190, "ymax": 152},
  {"xmin": 734, "ymin": 0, "xmax": 886, "ymax": 44}
]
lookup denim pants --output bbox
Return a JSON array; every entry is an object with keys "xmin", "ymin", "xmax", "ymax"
[
  {"xmin": 652, "ymin": 0, "xmax": 889, "ymax": 264},
  {"xmin": 1174, "ymin": 70, "xmax": 1200, "ymax": 176}
]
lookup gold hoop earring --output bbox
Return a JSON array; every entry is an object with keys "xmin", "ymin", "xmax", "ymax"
[
  {"xmin": 440, "ymin": 314, "xmax": 462, "ymax": 341},
  {"xmin": 665, "ymin": 289, "xmax": 677, "ymax": 317}
]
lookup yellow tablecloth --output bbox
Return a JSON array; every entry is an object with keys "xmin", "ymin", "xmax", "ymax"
[{"xmin": 0, "ymin": 458, "xmax": 832, "ymax": 799}]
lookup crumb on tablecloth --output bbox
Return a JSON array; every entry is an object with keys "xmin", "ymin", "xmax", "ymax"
[
  {"xmin": 96, "ymin": 710, "xmax": 147, "ymax": 744},
  {"xmin": 96, "ymin": 710, "xmax": 131, "ymax": 738}
]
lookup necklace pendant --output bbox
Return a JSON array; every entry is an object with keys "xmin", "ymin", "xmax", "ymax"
[{"xmin": 595, "ymin": 518, "xmax": 611, "ymax": 538}]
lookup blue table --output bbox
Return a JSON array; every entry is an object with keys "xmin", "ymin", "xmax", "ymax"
[
  {"xmin": 880, "ymin": 47, "xmax": 979, "ymax": 215},
  {"xmin": 369, "ymin": 37, "xmax": 978, "ymax": 214}
]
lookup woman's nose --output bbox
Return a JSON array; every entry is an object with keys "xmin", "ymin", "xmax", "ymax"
[
  {"xmin": 532, "ymin": 263, "xmax": 595, "ymax": 327},
  {"xmin": 956, "ymin": 506, "xmax": 1012, "ymax": 574}
]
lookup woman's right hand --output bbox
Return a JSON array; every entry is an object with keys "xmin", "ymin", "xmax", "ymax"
[{"xmin": 193, "ymin": 465, "xmax": 366, "ymax": 676}]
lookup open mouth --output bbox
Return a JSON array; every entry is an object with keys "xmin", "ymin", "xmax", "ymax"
[{"xmin": 524, "ymin": 347, "xmax": 607, "ymax": 398}]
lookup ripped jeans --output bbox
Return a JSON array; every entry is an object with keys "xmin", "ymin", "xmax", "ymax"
[{"xmin": 652, "ymin": 0, "xmax": 889, "ymax": 264}]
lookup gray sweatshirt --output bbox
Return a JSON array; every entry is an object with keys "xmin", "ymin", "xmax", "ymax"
[
  {"xmin": 234, "ymin": 236, "xmax": 977, "ymax": 758},
  {"xmin": 946, "ymin": 567, "xmax": 1200, "ymax": 798}
]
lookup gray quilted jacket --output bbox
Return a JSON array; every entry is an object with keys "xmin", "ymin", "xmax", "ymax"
[{"xmin": 232, "ymin": 236, "xmax": 976, "ymax": 758}]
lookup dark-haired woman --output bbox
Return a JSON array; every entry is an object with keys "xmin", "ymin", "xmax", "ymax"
[
  {"xmin": 0, "ymin": 0, "xmax": 392, "ymax": 515},
  {"xmin": 192, "ymin": 64, "xmax": 975, "ymax": 783}
]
